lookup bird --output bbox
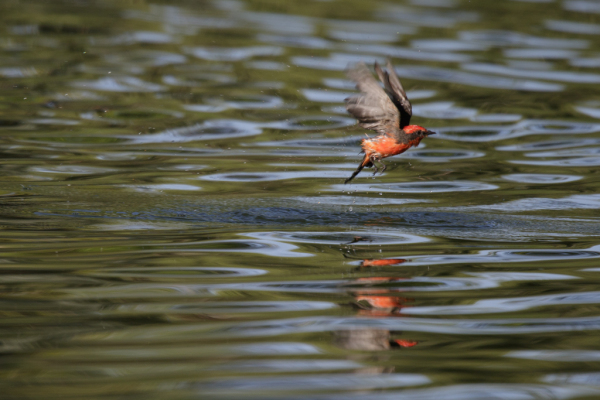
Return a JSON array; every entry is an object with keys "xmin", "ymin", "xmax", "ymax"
[{"xmin": 344, "ymin": 60, "xmax": 435, "ymax": 184}]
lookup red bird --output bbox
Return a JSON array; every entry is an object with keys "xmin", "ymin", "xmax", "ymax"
[{"xmin": 344, "ymin": 60, "xmax": 435, "ymax": 184}]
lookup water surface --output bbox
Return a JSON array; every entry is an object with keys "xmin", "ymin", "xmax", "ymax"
[{"xmin": 2, "ymin": 1, "xmax": 600, "ymax": 399}]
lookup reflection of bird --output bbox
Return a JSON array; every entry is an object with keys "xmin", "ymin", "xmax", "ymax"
[{"xmin": 344, "ymin": 60, "xmax": 436, "ymax": 184}]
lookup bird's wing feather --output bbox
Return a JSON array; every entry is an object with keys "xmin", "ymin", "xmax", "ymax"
[
  {"xmin": 377, "ymin": 60, "xmax": 412, "ymax": 128},
  {"xmin": 344, "ymin": 62, "xmax": 401, "ymax": 135}
]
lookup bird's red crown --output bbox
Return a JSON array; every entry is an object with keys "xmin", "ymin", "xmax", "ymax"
[{"xmin": 403, "ymin": 125, "xmax": 426, "ymax": 134}]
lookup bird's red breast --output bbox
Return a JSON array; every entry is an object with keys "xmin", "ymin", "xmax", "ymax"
[{"xmin": 361, "ymin": 134, "xmax": 423, "ymax": 162}]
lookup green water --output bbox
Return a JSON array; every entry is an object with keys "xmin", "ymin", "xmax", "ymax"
[{"xmin": 2, "ymin": 0, "xmax": 600, "ymax": 399}]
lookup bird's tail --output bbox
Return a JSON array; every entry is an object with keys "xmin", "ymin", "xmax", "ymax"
[{"xmin": 345, "ymin": 155, "xmax": 372, "ymax": 184}]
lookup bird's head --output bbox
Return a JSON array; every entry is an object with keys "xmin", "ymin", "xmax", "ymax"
[{"xmin": 403, "ymin": 125, "xmax": 436, "ymax": 138}]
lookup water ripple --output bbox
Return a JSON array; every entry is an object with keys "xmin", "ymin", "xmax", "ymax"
[
  {"xmin": 127, "ymin": 119, "xmax": 262, "ymax": 144},
  {"xmin": 497, "ymin": 138, "xmax": 600, "ymax": 152},
  {"xmin": 412, "ymin": 101, "xmax": 478, "ymax": 119},
  {"xmin": 114, "ymin": 301, "xmax": 336, "ymax": 314},
  {"xmin": 292, "ymin": 196, "xmax": 434, "ymax": 206},
  {"xmin": 80, "ymin": 266, "xmax": 267, "ymax": 279},
  {"xmin": 162, "ymin": 72, "xmax": 236, "ymax": 86},
  {"xmin": 149, "ymin": 315, "xmax": 600, "ymax": 340},
  {"xmin": 405, "ymin": 290, "xmax": 599, "ymax": 316},
  {"xmin": 459, "ymin": 29, "xmax": 588, "ymax": 49},
  {"xmin": 266, "ymin": 115, "xmax": 355, "ymax": 130},
  {"xmin": 503, "ymin": 48, "xmax": 579, "ymax": 60},
  {"xmin": 200, "ymin": 373, "xmax": 430, "ymax": 393},
  {"xmin": 301, "ymin": 89, "xmax": 350, "ymax": 103},
  {"xmin": 544, "ymin": 372, "xmax": 600, "ymax": 386},
  {"xmin": 514, "ymin": 157, "xmax": 600, "ymax": 167},
  {"xmin": 29, "ymin": 165, "xmax": 115, "ymax": 175},
  {"xmin": 333, "ymin": 181, "xmax": 498, "ymax": 193},
  {"xmin": 239, "ymin": 11, "xmax": 315, "ymax": 35},
  {"xmin": 472, "ymin": 194, "xmax": 600, "ymax": 211},
  {"xmin": 327, "ymin": 19, "xmax": 415, "ymax": 38},
  {"xmin": 564, "ymin": 0, "xmax": 600, "ymax": 14},
  {"xmin": 575, "ymin": 105, "xmax": 600, "ymax": 119},
  {"xmin": 438, "ymin": 119, "xmax": 600, "ymax": 142},
  {"xmin": 127, "ymin": 184, "xmax": 201, "ymax": 193},
  {"xmin": 184, "ymin": 45, "xmax": 283, "ymax": 61},
  {"xmin": 508, "ymin": 350, "xmax": 600, "ymax": 361},
  {"xmin": 28, "ymin": 118, "xmax": 79, "ymax": 126},
  {"xmin": 411, "ymin": 38, "xmax": 488, "ymax": 51},
  {"xmin": 183, "ymin": 95, "xmax": 284, "ymax": 112},
  {"xmin": 571, "ymin": 56, "xmax": 600, "ymax": 68},
  {"xmin": 257, "ymin": 33, "xmax": 331, "ymax": 49},
  {"xmin": 287, "ymin": 384, "xmax": 600, "ymax": 400},
  {"xmin": 501, "ymin": 174, "xmax": 582, "ymax": 184},
  {"xmin": 245, "ymin": 231, "xmax": 429, "ymax": 245},
  {"xmin": 404, "ymin": 149, "xmax": 485, "ymax": 162},
  {"xmin": 72, "ymin": 76, "xmax": 165, "ymax": 92},
  {"xmin": 237, "ymin": 342, "xmax": 322, "ymax": 355},
  {"xmin": 393, "ymin": 65, "xmax": 563, "ymax": 92},
  {"xmin": 185, "ymin": 239, "xmax": 312, "ymax": 258},
  {"xmin": 340, "ymin": 44, "xmax": 472, "ymax": 63},
  {"xmin": 377, "ymin": 4, "xmax": 478, "ymax": 28},
  {"xmin": 200, "ymin": 170, "xmax": 351, "ymax": 182},
  {"xmin": 257, "ymin": 135, "xmax": 361, "ymax": 149},
  {"xmin": 405, "ymin": 250, "xmax": 600, "ymax": 265},
  {"xmin": 463, "ymin": 62, "xmax": 600, "ymax": 83},
  {"xmin": 546, "ymin": 19, "xmax": 600, "ymax": 35},
  {"xmin": 525, "ymin": 147, "xmax": 600, "ymax": 158},
  {"xmin": 205, "ymin": 272, "xmax": 574, "ymax": 295}
]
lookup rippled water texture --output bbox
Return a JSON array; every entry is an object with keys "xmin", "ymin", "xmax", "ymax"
[{"xmin": 2, "ymin": 1, "xmax": 600, "ymax": 399}]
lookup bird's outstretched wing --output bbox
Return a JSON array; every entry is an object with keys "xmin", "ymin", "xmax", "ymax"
[
  {"xmin": 344, "ymin": 61, "xmax": 412, "ymax": 134},
  {"xmin": 375, "ymin": 60, "xmax": 412, "ymax": 128}
]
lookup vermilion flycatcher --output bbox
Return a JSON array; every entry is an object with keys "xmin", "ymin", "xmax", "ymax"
[{"xmin": 344, "ymin": 60, "xmax": 435, "ymax": 183}]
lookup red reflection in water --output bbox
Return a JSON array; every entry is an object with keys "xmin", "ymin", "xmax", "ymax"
[
  {"xmin": 334, "ymin": 258, "xmax": 420, "ymax": 351},
  {"xmin": 360, "ymin": 258, "xmax": 407, "ymax": 268}
]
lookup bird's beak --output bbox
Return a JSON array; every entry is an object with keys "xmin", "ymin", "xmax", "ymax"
[{"xmin": 425, "ymin": 130, "xmax": 436, "ymax": 136}]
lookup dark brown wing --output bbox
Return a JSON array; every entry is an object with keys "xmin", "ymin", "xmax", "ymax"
[
  {"xmin": 374, "ymin": 60, "xmax": 412, "ymax": 128},
  {"xmin": 344, "ymin": 62, "xmax": 402, "ymax": 135}
]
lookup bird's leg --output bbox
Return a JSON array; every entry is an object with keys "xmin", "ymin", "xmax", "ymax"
[
  {"xmin": 371, "ymin": 164, "xmax": 379, "ymax": 175},
  {"xmin": 379, "ymin": 162, "xmax": 387, "ymax": 175},
  {"xmin": 370, "ymin": 156, "xmax": 381, "ymax": 176}
]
